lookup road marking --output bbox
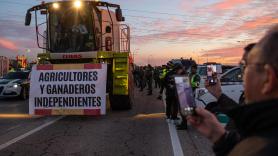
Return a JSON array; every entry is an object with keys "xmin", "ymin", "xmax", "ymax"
[
  {"xmin": 167, "ymin": 122, "xmax": 184, "ymax": 156},
  {"xmin": 162, "ymin": 93, "xmax": 184, "ymax": 156},
  {"xmin": 0, "ymin": 114, "xmax": 41, "ymax": 119},
  {"xmin": 0, "ymin": 116, "xmax": 64, "ymax": 151},
  {"xmin": 6, "ymin": 124, "xmax": 22, "ymax": 132}
]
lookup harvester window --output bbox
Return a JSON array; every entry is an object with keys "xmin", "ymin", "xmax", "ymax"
[{"xmin": 49, "ymin": 4, "xmax": 99, "ymax": 53}]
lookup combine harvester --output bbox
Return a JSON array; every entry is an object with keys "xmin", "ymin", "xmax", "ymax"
[{"xmin": 25, "ymin": 0, "xmax": 133, "ymax": 115}]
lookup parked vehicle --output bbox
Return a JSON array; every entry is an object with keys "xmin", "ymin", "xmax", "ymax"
[
  {"xmin": 0, "ymin": 71, "xmax": 30, "ymax": 99},
  {"xmin": 195, "ymin": 67, "xmax": 244, "ymax": 107}
]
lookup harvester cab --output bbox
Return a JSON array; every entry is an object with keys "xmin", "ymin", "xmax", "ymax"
[{"xmin": 25, "ymin": 1, "xmax": 133, "ymax": 110}]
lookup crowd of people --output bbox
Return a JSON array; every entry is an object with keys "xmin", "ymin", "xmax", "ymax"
[
  {"xmin": 132, "ymin": 58, "xmax": 200, "ymax": 130},
  {"xmin": 133, "ymin": 24, "xmax": 278, "ymax": 156}
]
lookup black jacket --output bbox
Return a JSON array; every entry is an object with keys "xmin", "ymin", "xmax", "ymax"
[
  {"xmin": 217, "ymin": 94, "xmax": 240, "ymax": 114},
  {"xmin": 214, "ymin": 99, "xmax": 278, "ymax": 156},
  {"xmin": 164, "ymin": 70, "xmax": 176, "ymax": 97}
]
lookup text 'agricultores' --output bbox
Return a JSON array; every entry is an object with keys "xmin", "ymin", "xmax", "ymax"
[{"xmin": 39, "ymin": 71, "xmax": 98, "ymax": 82}]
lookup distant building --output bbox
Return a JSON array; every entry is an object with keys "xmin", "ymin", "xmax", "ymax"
[{"xmin": 0, "ymin": 56, "xmax": 9, "ymax": 77}]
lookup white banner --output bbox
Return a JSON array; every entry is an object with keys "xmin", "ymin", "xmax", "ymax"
[{"xmin": 29, "ymin": 64, "xmax": 107, "ymax": 115}]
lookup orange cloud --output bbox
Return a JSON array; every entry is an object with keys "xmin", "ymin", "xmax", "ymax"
[
  {"xmin": 134, "ymin": 13, "xmax": 277, "ymax": 45},
  {"xmin": 239, "ymin": 16, "xmax": 278, "ymax": 30},
  {"xmin": 0, "ymin": 38, "xmax": 17, "ymax": 51},
  {"xmin": 211, "ymin": 0, "xmax": 251, "ymax": 10},
  {"xmin": 198, "ymin": 46, "xmax": 245, "ymax": 64},
  {"xmin": 203, "ymin": 46, "xmax": 244, "ymax": 57}
]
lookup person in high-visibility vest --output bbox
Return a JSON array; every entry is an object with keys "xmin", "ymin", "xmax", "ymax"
[
  {"xmin": 157, "ymin": 65, "xmax": 168, "ymax": 100},
  {"xmin": 189, "ymin": 63, "xmax": 200, "ymax": 93}
]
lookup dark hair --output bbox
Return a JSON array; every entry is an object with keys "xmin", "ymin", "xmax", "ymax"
[
  {"xmin": 257, "ymin": 24, "xmax": 278, "ymax": 74},
  {"xmin": 242, "ymin": 43, "xmax": 256, "ymax": 63},
  {"xmin": 244, "ymin": 43, "xmax": 256, "ymax": 53}
]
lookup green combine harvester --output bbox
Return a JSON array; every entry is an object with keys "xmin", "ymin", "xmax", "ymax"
[{"xmin": 25, "ymin": 0, "xmax": 133, "ymax": 109}]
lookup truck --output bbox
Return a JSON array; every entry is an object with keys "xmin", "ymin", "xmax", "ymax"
[{"xmin": 25, "ymin": 0, "xmax": 133, "ymax": 110}]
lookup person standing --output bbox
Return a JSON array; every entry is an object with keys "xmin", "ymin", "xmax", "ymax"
[
  {"xmin": 138, "ymin": 66, "xmax": 145, "ymax": 92},
  {"xmin": 187, "ymin": 24, "xmax": 278, "ymax": 156},
  {"xmin": 145, "ymin": 64, "xmax": 153, "ymax": 95},
  {"xmin": 153, "ymin": 67, "xmax": 161, "ymax": 89},
  {"xmin": 189, "ymin": 64, "xmax": 200, "ymax": 94},
  {"xmin": 157, "ymin": 65, "xmax": 168, "ymax": 100},
  {"xmin": 132, "ymin": 66, "xmax": 140, "ymax": 87},
  {"xmin": 165, "ymin": 64, "xmax": 183, "ymax": 121}
]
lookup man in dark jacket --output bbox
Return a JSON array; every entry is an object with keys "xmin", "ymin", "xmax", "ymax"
[
  {"xmin": 187, "ymin": 24, "xmax": 278, "ymax": 156},
  {"xmin": 164, "ymin": 64, "xmax": 184, "ymax": 120},
  {"xmin": 153, "ymin": 67, "xmax": 160, "ymax": 89},
  {"xmin": 145, "ymin": 64, "xmax": 153, "ymax": 95},
  {"xmin": 138, "ymin": 66, "xmax": 145, "ymax": 92}
]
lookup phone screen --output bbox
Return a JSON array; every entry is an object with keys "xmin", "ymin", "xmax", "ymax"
[
  {"xmin": 207, "ymin": 65, "xmax": 217, "ymax": 85},
  {"xmin": 174, "ymin": 77, "xmax": 195, "ymax": 116}
]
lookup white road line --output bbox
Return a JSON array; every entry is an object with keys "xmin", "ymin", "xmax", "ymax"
[
  {"xmin": 0, "ymin": 116, "xmax": 64, "ymax": 151},
  {"xmin": 162, "ymin": 93, "xmax": 184, "ymax": 156},
  {"xmin": 168, "ymin": 122, "xmax": 185, "ymax": 156}
]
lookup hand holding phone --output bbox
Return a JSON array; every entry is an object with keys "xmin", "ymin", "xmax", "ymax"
[{"xmin": 174, "ymin": 77, "xmax": 196, "ymax": 116}]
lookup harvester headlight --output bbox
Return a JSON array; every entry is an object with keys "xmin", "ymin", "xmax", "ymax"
[
  {"xmin": 52, "ymin": 3, "xmax": 59, "ymax": 9},
  {"xmin": 74, "ymin": 0, "xmax": 82, "ymax": 8}
]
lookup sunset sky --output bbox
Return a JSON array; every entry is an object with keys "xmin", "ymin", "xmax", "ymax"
[{"xmin": 0, "ymin": 0, "xmax": 277, "ymax": 65}]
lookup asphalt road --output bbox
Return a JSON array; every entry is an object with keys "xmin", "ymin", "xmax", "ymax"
[
  {"xmin": 0, "ymin": 97, "xmax": 28, "ymax": 114},
  {"xmin": 0, "ymin": 88, "xmax": 213, "ymax": 156}
]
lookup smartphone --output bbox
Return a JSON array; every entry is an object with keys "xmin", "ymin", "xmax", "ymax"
[
  {"xmin": 174, "ymin": 77, "xmax": 196, "ymax": 116},
  {"xmin": 207, "ymin": 65, "xmax": 217, "ymax": 85}
]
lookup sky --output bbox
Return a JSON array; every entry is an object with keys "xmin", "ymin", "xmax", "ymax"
[{"xmin": 0, "ymin": 0, "xmax": 277, "ymax": 65}]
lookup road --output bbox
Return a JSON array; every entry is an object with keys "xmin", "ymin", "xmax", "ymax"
[{"xmin": 0, "ymin": 89, "xmax": 213, "ymax": 156}]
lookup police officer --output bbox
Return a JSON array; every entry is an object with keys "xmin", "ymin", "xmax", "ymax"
[
  {"xmin": 138, "ymin": 66, "xmax": 145, "ymax": 92},
  {"xmin": 145, "ymin": 64, "xmax": 153, "ymax": 95},
  {"xmin": 165, "ymin": 63, "xmax": 184, "ymax": 121},
  {"xmin": 153, "ymin": 67, "xmax": 160, "ymax": 89},
  {"xmin": 157, "ymin": 65, "xmax": 168, "ymax": 100},
  {"xmin": 189, "ymin": 63, "xmax": 200, "ymax": 93}
]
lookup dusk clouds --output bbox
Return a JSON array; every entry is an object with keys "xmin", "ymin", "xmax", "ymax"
[
  {"xmin": 0, "ymin": 0, "xmax": 277, "ymax": 65},
  {"xmin": 130, "ymin": 0, "xmax": 277, "ymax": 65}
]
